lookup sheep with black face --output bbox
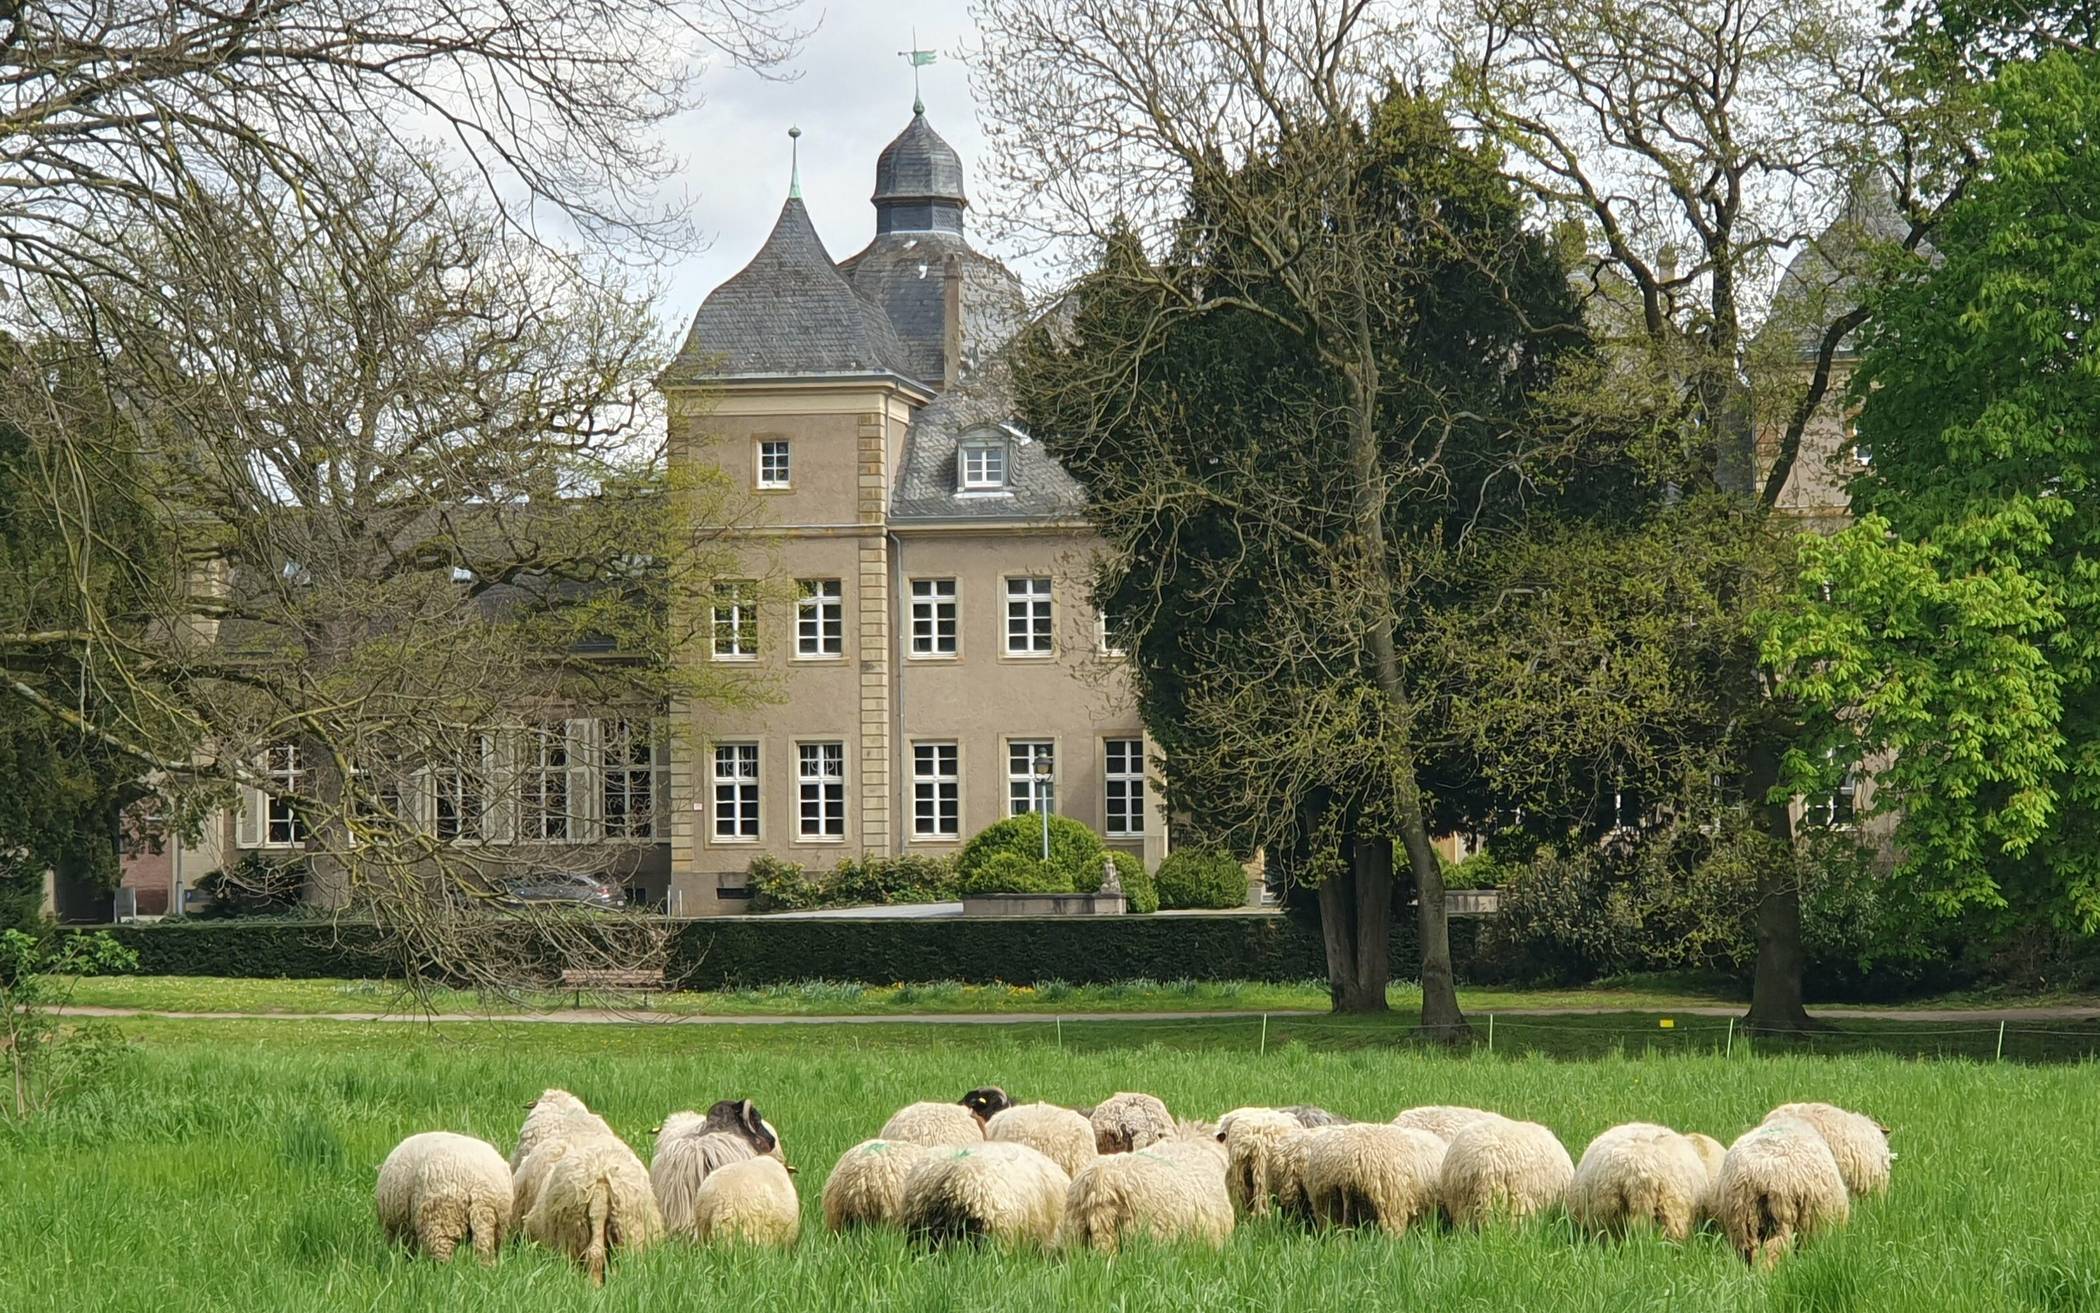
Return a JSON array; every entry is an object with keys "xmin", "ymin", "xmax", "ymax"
[{"xmin": 650, "ymin": 1098, "xmax": 790, "ymax": 1239}]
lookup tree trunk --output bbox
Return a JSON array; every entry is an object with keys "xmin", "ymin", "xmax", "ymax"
[
  {"xmin": 1744, "ymin": 735, "xmax": 1819, "ymax": 1031},
  {"xmin": 1349, "ymin": 837, "xmax": 1393, "ymax": 1013},
  {"xmin": 1315, "ymin": 852, "xmax": 1386, "ymax": 1013},
  {"xmin": 1399, "ymin": 822, "xmax": 1465, "ymax": 1040}
]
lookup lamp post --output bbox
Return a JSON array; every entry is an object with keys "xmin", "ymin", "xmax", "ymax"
[{"xmin": 1033, "ymin": 753, "xmax": 1054, "ymax": 861}]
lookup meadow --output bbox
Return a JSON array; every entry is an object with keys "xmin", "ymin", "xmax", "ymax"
[{"xmin": 3, "ymin": 1014, "xmax": 2096, "ymax": 1312}]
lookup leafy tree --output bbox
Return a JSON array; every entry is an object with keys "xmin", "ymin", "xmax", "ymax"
[{"xmin": 1766, "ymin": 49, "xmax": 2100, "ymax": 937}]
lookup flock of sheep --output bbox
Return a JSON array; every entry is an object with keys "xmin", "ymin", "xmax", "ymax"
[{"xmin": 374, "ymin": 1085, "xmax": 1892, "ymax": 1284}]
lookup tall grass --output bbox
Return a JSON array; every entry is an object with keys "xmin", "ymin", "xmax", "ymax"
[{"xmin": 2, "ymin": 1018, "xmax": 2095, "ymax": 1311}]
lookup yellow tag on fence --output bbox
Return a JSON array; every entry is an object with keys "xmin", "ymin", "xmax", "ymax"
[{"xmin": 1659, "ymin": 1018, "xmax": 1675, "ymax": 1029}]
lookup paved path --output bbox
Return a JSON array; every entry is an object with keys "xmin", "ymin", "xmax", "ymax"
[{"xmin": 52, "ymin": 1003, "xmax": 2100, "ymax": 1026}]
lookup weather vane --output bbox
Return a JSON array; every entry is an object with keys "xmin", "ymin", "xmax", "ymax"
[{"xmin": 897, "ymin": 29, "xmax": 937, "ymax": 115}]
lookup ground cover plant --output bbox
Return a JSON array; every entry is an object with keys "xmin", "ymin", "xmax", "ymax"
[{"xmin": 2, "ymin": 1015, "xmax": 2096, "ymax": 1312}]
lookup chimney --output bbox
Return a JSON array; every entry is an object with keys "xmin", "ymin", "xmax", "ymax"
[{"xmin": 941, "ymin": 254, "xmax": 964, "ymax": 390}]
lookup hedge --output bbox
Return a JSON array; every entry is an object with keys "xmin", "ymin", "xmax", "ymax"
[{"xmin": 67, "ymin": 920, "xmax": 396, "ymax": 978}]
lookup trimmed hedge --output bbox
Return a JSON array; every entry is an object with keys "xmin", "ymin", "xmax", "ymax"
[
  {"xmin": 1155, "ymin": 850, "xmax": 1250, "ymax": 910},
  {"xmin": 69, "ymin": 920, "xmax": 395, "ymax": 978},
  {"xmin": 1106, "ymin": 851, "xmax": 1158, "ymax": 914},
  {"xmin": 959, "ymin": 850, "xmax": 1073, "ymax": 895},
  {"xmin": 957, "ymin": 815, "xmax": 1103, "ymax": 891}
]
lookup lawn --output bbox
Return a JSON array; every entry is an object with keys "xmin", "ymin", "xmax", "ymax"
[{"xmin": 2, "ymin": 1015, "xmax": 2096, "ymax": 1311}]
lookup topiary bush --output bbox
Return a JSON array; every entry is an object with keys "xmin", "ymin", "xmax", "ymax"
[
  {"xmin": 1154, "ymin": 850, "xmax": 1249, "ymax": 910},
  {"xmin": 956, "ymin": 815, "xmax": 1104, "ymax": 891},
  {"xmin": 1104, "ymin": 850, "xmax": 1158, "ymax": 914},
  {"xmin": 958, "ymin": 850, "xmax": 1077, "ymax": 896}
]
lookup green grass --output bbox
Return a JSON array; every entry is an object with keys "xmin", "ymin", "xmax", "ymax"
[{"xmin": 2, "ymin": 1015, "xmax": 2097, "ymax": 1311}]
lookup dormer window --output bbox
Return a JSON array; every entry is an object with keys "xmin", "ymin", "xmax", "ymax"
[{"xmin": 960, "ymin": 438, "xmax": 1009, "ymax": 490}]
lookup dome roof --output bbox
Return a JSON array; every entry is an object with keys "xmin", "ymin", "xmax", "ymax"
[
  {"xmin": 872, "ymin": 108, "xmax": 968, "ymax": 235},
  {"xmin": 665, "ymin": 196, "xmax": 915, "ymax": 383}
]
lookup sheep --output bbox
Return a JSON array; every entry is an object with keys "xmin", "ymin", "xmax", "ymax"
[
  {"xmin": 987, "ymin": 1102, "xmax": 1098, "ymax": 1176},
  {"xmin": 375, "ymin": 1131, "xmax": 512, "ymax": 1263},
  {"xmin": 1216, "ymin": 1107, "xmax": 1303, "ymax": 1217},
  {"xmin": 1440, "ymin": 1117, "xmax": 1575, "ymax": 1227},
  {"xmin": 1763, "ymin": 1102, "xmax": 1892, "ymax": 1198},
  {"xmin": 520, "ymin": 1135, "xmax": 666, "ymax": 1285},
  {"xmin": 900, "ymin": 1141, "xmax": 1072, "ymax": 1249},
  {"xmin": 1567, "ymin": 1123, "xmax": 1725, "ymax": 1243},
  {"xmin": 881, "ymin": 1094, "xmax": 992, "ymax": 1148},
  {"xmin": 1272, "ymin": 1124, "xmax": 1347, "ymax": 1223},
  {"xmin": 1300, "ymin": 1123, "xmax": 1447, "ymax": 1237},
  {"xmin": 651, "ymin": 1099, "xmax": 788, "ymax": 1238},
  {"xmin": 1282, "ymin": 1105, "xmax": 1351, "ymax": 1128},
  {"xmin": 961, "ymin": 1086, "xmax": 1016, "ymax": 1124},
  {"xmin": 511, "ymin": 1088, "xmax": 616, "ymax": 1170},
  {"xmin": 1064, "ymin": 1126, "xmax": 1234, "ymax": 1253},
  {"xmin": 1713, "ymin": 1117, "xmax": 1851, "ymax": 1267},
  {"xmin": 821, "ymin": 1138, "xmax": 936, "ymax": 1231},
  {"xmin": 1090, "ymin": 1092, "xmax": 1175, "ymax": 1155},
  {"xmin": 688, "ymin": 1156, "xmax": 801, "ymax": 1246},
  {"xmin": 1392, "ymin": 1105, "xmax": 1505, "ymax": 1144}
]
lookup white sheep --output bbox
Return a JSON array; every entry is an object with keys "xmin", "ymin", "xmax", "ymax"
[
  {"xmin": 1714, "ymin": 1117, "xmax": 1851, "ymax": 1267},
  {"xmin": 511, "ymin": 1089, "xmax": 614, "ymax": 1171},
  {"xmin": 1064, "ymin": 1127, "xmax": 1233, "ymax": 1253},
  {"xmin": 1440, "ymin": 1117, "xmax": 1575, "ymax": 1227},
  {"xmin": 375, "ymin": 1131, "xmax": 512, "ymax": 1263},
  {"xmin": 1392, "ymin": 1105, "xmax": 1505, "ymax": 1144},
  {"xmin": 520, "ymin": 1135, "xmax": 666, "ymax": 1285},
  {"xmin": 900, "ymin": 1141, "xmax": 1072, "ymax": 1249},
  {"xmin": 1300, "ymin": 1123, "xmax": 1447, "ymax": 1237},
  {"xmin": 1091, "ymin": 1092, "xmax": 1175, "ymax": 1154},
  {"xmin": 821, "ymin": 1138, "xmax": 935, "ymax": 1231},
  {"xmin": 1282, "ymin": 1105, "xmax": 1351, "ymax": 1128},
  {"xmin": 1215, "ymin": 1107, "xmax": 1304, "ymax": 1217},
  {"xmin": 881, "ymin": 1101, "xmax": 987, "ymax": 1148},
  {"xmin": 1567, "ymin": 1123, "xmax": 1725, "ymax": 1243},
  {"xmin": 651, "ymin": 1099, "xmax": 787, "ymax": 1239},
  {"xmin": 1271, "ymin": 1124, "xmax": 1346, "ymax": 1223},
  {"xmin": 987, "ymin": 1102, "xmax": 1098, "ymax": 1176},
  {"xmin": 688, "ymin": 1156, "xmax": 801, "ymax": 1246},
  {"xmin": 1763, "ymin": 1102, "xmax": 1892, "ymax": 1198}
]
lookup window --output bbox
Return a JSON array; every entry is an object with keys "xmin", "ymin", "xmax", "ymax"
[
  {"xmin": 523, "ymin": 724, "xmax": 573, "ymax": 841},
  {"xmin": 910, "ymin": 579, "xmax": 957, "ymax": 656},
  {"xmin": 711, "ymin": 742, "xmax": 759, "ymax": 840},
  {"xmin": 1105, "ymin": 738, "xmax": 1145, "ymax": 837},
  {"xmin": 1097, "ymin": 608, "xmax": 1126, "ymax": 658},
  {"xmin": 1806, "ymin": 756, "xmax": 1859, "ymax": 829},
  {"xmin": 797, "ymin": 742, "xmax": 847, "ymax": 838},
  {"xmin": 263, "ymin": 743, "xmax": 306, "ymax": 847},
  {"xmin": 797, "ymin": 579, "xmax": 843, "ymax": 658},
  {"xmin": 912, "ymin": 742, "xmax": 960, "ymax": 838},
  {"xmin": 712, "ymin": 582, "xmax": 757, "ymax": 659},
  {"xmin": 758, "ymin": 439, "xmax": 791, "ymax": 489},
  {"xmin": 1005, "ymin": 577, "xmax": 1052, "ymax": 654},
  {"xmin": 434, "ymin": 738, "xmax": 489, "ymax": 843},
  {"xmin": 1008, "ymin": 740, "xmax": 1055, "ymax": 816},
  {"xmin": 603, "ymin": 719, "xmax": 656, "ymax": 840},
  {"xmin": 959, "ymin": 440, "xmax": 1008, "ymax": 490}
]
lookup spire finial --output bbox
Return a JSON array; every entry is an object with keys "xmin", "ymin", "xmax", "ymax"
[
  {"xmin": 898, "ymin": 30, "xmax": 936, "ymax": 116},
  {"xmin": 787, "ymin": 125, "xmax": 802, "ymax": 199}
]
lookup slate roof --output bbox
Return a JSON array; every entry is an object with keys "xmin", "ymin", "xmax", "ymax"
[
  {"xmin": 838, "ymin": 232, "xmax": 1027, "ymax": 387},
  {"xmin": 1766, "ymin": 185, "xmax": 1914, "ymax": 360},
  {"xmin": 664, "ymin": 197, "xmax": 917, "ymax": 383},
  {"xmin": 890, "ymin": 356, "xmax": 1088, "ymax": 522},
  {"xmin": 873, "ymin": 109, "xmax": 968, "ymax": 209}
]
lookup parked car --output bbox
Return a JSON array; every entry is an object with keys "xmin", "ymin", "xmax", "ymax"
[{"xmin": 495, "ymin": 872, "xmax": 623, "ymax": 911}]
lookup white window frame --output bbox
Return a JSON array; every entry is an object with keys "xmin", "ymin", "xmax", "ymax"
[
  {"xmin": 796, "ymin": 579, "xmax": 844, "ymax": 659},
  {"xmin": 911, "ymin": 741, "xmax": 961, "ymax": 840},
  {"xmin": 909, "ymin": 578, "xmax": 958, "ymax": 657},
  {"xmin": 1005, "ymin": 576, "xmax": 1053, "ymax": 656},
  {"xmin": 959, "ymin": 440, "xmax": 1008, "ymax": 490},
  {"xmin": 1007, "ymin": 739, "xmax": 1056, "ymax": 817},
  {"xmin": 796, "ymin": 741, "xmax": 847, "ymax": 840},
  {"xmin": 757, "ymin": 438, "xmax": 792, "ymax": 489},
  {"xmin": 1104, "ymin": 738, "xmax": 1146, "ymax": 838},
  {"xmin": 602, "ymin": 718, "xmax": 658, "ymax": 841},
  {"xmin": 261, "ymin": 743, "xmax": 306, "ymax": 848},
  {"xmin": 712, "ymin": 581, "xmax": 758, "ymax": 660},
  {"xmin": 433, "ymin": 733, "xmax": 495, "ymax": 845},
  {"xmin": 1096, "ymin": 608, "xmax": 1126, "ymax": 658},
  {"xmin": 522, "ymin": 722, "xmax": 577, "ymax": 843},
  {"xmin": 1806, "ymin": 754, "xmax": 1860, "ymax": 830},
  {"xmin": 711, "ymin": 741, "xmax": 760, "ymax": 842}
]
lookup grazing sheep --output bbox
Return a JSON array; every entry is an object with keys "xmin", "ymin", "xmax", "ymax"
[
  {"xmin": 651, "ymin": 1099, "xmax": 788, "ymax": 1238},
  {"xmin": 987, "ymin": 1102, "xmax": 1098, "ymax": 1176},
  {"xmin": 1441, "ymin": 1118, "xmax": 1575, "ymax": 1227},
  {"xmin": 511, "ymin": 1088, "xmax": 616, "ymax": 1170},
  {"xmin": 1763, "ymin": 1102, "xmax": 1892, "ymax": 1198},
  {"xmin": 1568, "ymin": 1123, "xmax": 1722, "ymax": 1243},
  {"xmin": 1301, "ymin": 1123, "xmax": 1447, "ymax": 1237},
  {"xmin": 521, "ymin": 1135, "xmax": 666, "ymax": 1285},
  {"xmin": 689, "ymin": 1156, "xmax": 801, "ymax": 1246},
  {"xmin": 376, "ymin": 1131, "xmax": 513, "ymax": 1263},
  {"xmin": 821, "ymin": 1138, "xmax": 935, "ymax": 1231},
  {"xmin": 1064, "ymin": 1127, "xmax": 1234, "ymax": 1253},
  {"xmin": 1714, "ymin": 1117, "xmax": 1850, "ymax": 1267},
  {"xmin": 900, "ymin": 1141, "xmax": 1071, "ymax": 1249},
  {"xmin": 1282, "ymin": 1105, "xmax": 1351, "ymax": 1128},
  {"xmin": 882, "ymin": 1099, "xmax": 989, "ymax": 1148},
  {"xmin": 1216, "ymin": 1108, "xmax": 1303, "ymax": 1217},
  {"xmin": 1392, "ymin": 1105, "xmax": 1505, "ymax": 1144},
  {"xmin": 961, "ymin": 1086, "xmax": 1015, "ymax": 1124},
  {"xmin": 1091, "ymin": 1092, "xmax": 1175, "ymax": 1155},
  {"xmin": 1272, "ymin": 1125, "xmax": 1346, "ymax": 1223}
]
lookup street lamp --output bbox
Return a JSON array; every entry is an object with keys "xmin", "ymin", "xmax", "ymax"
[{"xmin": 1032, "ymin": 753, "xmax": 1055, "ymax": 861}]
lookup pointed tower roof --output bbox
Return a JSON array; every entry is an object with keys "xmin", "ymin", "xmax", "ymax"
[
  {"xmin": 666, "ymin": 195, "xmax": 916, "ymax": 383},
  {"xmin": 872, "ymin": 107, "xmax": 968, "ymax": 236}
]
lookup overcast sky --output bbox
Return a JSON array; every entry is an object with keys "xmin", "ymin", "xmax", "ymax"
[{"xmin": 659, "ymin": 2, "xmax": 1005, "ymax": 339}]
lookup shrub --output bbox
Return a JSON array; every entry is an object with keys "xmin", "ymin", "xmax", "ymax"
[
  {"xmin": 956, "ymin": 815, "xmax": 1104, "ymax": 890},
  {"xmin": 2, "ymin": 929, "xmax": 138, "ymax": 1118},
  {"xmin": 958, "ymin": 850, "xmax": 1076, "ymax": 896},
  {"xmin": 1104, "ymin": 851, "xmax": 1158, "ymax": 914},
  {"xmin": 748, "ymin": 853, "xmax": 960, "ymax": 913},
  {"xmin": 1444, "ymin": 850, "xmax": 1504, "ymax": 890},
  {"xmin": 747, "ymin": 856, "xmax": 817, "ymax": 912},
  {"xmin": 1154, "ymin": 850, "xmax": 1249, "ymax": 910}
]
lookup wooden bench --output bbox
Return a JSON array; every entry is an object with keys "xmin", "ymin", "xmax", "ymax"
[{"xmin": 557, "ymin": 967, "xmax": 665, "ymax": 1007}]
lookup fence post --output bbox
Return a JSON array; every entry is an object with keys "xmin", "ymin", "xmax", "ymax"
[
  {"xmin": 1487, "ymin": 1013, "xmax": 1494, "ymax": 1053},
  {"xmin": 1725, "ymin": 1017, "xmax": 1735, "ymax": 1059},
  {"xmin": 1996, "ymin": 1019, "xmax": 2006, "ymax": 1062},
  {"xmin": 1260, "ymin": 1012, "xmax": 1268, "ymax": 1057},
  {"xmin": 1056, "ymin": 1016, "xmax": 1063, "ymax": 1051}
]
